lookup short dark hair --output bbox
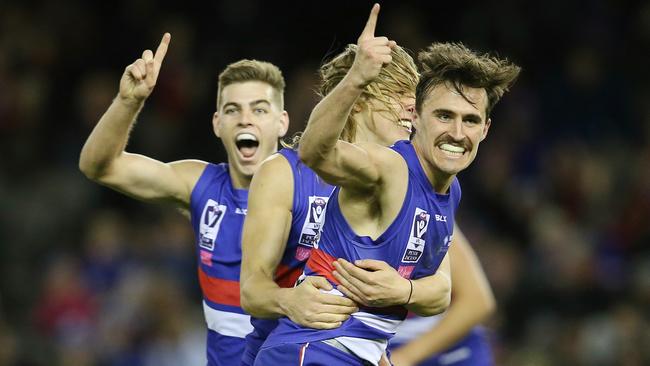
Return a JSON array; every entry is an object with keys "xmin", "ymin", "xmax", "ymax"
[{"xmin": 416, "ymin": 42, "xmax": 521, "ymax": 117}]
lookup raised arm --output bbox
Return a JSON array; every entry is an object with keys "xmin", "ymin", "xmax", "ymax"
[
  {"xmin": 298, "ymin": 4, "xmax": 397, "ymax": 190},
  {"xmin": 79, "ymin": 33, "xmax": 204, "ymax": 208},
  {"xmin": 389, "ymin": 225, "xmax": 496, "ymax": 365},
  {"xmin": 240, "ymin": 155, "xmax": 357, "ymax": 329}
]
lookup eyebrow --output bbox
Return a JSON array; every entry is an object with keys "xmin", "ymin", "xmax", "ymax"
[
  {"xmin": 433, "ymin": 108, "xmax": 483, "ymax": 121},
  {"xmin": 222, "ymin": 99, "xmax": 271, "ymax": 109}
]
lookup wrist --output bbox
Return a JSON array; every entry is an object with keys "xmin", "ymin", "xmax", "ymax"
[
  {"xmin": 276, "ymin": 287, "xmax": 295, "ymax": 316},
  {"xmin": 403, "ymin": 279, "xmax": 414, "ymax": 306},
  {"xmin": 116, "ymin": 94, "xmax": 145, "ymax": 110},
  {"xmin": 343, "ymin": 67, "xmax": 371, "ymax": 90}
]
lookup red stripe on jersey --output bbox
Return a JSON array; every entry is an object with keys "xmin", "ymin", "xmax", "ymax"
[
  {"xmin": 275, "ymin": 264, "xmax": 303, "ymax": 288},
  {"xmin": 198, "ymin": 266, "xmax": 241, "ymax": 307},
  {"xmin": 305, "ymin": 248, "xmax": 339, "ymax": 284}
]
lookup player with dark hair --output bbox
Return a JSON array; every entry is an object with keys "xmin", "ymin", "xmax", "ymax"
[{"xmin": 255, "ymin": 4, "xmax": 520, "ymax": 365}]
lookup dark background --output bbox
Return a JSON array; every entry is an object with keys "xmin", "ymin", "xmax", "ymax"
[{"xmin": 1, "ymin": 0, "xmax": 649, "ymax": 365}]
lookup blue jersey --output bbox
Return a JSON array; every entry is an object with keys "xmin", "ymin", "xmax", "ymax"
[
  {"xmin": 190, "ymin": 163, "xmax": 252, "ymax": 366},
  {"xmin": 243, "ymin": 148, "xmax": 334, "ymax": 365},
  {"xmin": 263, "ymin": 141, "xmax": 461, "ymax": 364},
  {"xmin": 390, "ymin": 315, "xmax": 494, "ymax": 366}
]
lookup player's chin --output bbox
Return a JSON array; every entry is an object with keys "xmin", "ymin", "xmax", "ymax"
[{"xmin": 236, "ymin": 160, "xmax": 259, "ymax": 176}]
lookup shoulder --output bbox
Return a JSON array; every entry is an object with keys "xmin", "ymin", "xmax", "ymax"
[
  {"xmin": 251, "ymin": 154, "xmax": 293, "ymax": 191},
  {"xmin": 258, "ymin": 153, "xmax": 292, "ymax": 176},
  {"xmin": 249, "ymin": 154, "xmax": 293, "ymax": 205}
]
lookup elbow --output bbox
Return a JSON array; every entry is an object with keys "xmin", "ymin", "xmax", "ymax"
[
  {"xmin": 78, "ymin": 155, "xmax": 101, "ymax": 181},
  {"xmin": 239, "ymin": 281, "xmax": 260, "ymax": 317},
  {"xmin": 477, "ymin": 291, "xmax": 497, "ymax": 321}
]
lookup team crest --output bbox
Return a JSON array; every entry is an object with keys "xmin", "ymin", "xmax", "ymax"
[
  {"xmin": 199, "ymin": 199, "xmax": 227, "ymax": 251},
  {"xmin": 298, "ymin": 196, "xmax": 328, "ymax": 248},
  {"xmin": 401, "ymin": 208, "xmax": 430, "ymax": 263}
]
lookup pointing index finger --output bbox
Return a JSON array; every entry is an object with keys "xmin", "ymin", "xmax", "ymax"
[
  {"xmin": 154, "ymin": 33, "xmax": 171, "ymax": 64},
  {"xmin": 359, "ymin": 3, "xmax": 380, "ymax": 41}
]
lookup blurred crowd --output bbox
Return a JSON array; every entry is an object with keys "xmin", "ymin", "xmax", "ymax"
[{"xmin": 1, "ymin": 0, "xmax": 648, "ymax": 365}]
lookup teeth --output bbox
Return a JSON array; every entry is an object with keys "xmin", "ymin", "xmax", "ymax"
[
  {"xmin": 440, "ymin": 143, "xmax": 465, "ymax": 153},
  {"xmin": 398, "ymin": 121, "xmax": 412, "ymax": 131},
  {"xmin": 236, "ymin": 133, "xmax": 257, "ymax": 142}
]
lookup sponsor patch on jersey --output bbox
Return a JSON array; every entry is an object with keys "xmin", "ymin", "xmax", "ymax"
[
  {"xmin": 199, "ymin": 199, "xmax": 227, "ymax": 251},
  {"xmin": 295, "ymin": 246, "xmax": 312, "ymax": 261},
  {"xmin": 298, "ymin": 196, "xmax": 329, "ymax": 247},
  {"xmin": 200, "ymin": 249, "xmax": 213, "ymax": 266},
  {"xmin": 397, "ymin": 265, "xmax": 415, "ymax": 278},
  {"xmin": 401, "ymin": 208, "xmax": 430, "ymax": 263}
]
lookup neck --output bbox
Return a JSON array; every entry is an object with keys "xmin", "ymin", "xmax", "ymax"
[
  {"xmin": 228, "ymin": 166, "xmax": 252, "ymax": 190},
  {"xmin": 412, "ymin": 140, "xmax": 455, "ymax": 194}
]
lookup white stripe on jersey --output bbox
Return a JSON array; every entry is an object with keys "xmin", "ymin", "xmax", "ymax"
[
  {"xmin": 353, "ymin": 311, "xmax": 403, "ymax": 333},
  {"xmin": 203, "ymin": 301, "xmax": 253, "ymax": 338},
  {"xmin": 392, "ymin": 314, "xmax": 442, "ymax": 343}
]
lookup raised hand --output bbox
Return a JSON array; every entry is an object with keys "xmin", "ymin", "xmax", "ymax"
[
  {"xmin": 349, "ymin": 4, "xmax": 397, "ymax": 87},
  {"xmin": 282, "ymin": 276, "xmax": 358, "ymax": 329},
  {"xmin": 119, "ymin": 33, "xmax": 171, "ymax": 103}
]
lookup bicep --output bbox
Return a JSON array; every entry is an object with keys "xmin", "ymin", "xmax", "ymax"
[
  {"xmin": 308, "ymin": 141, "xmax": 398, "ymax": 191},
  {"xmin": 241, "ymin": 156, "xmax": 294, "ymax": 283},
  {"xmin": 97, "ymin": 153, "xmax": 203, "ymax": 207}
]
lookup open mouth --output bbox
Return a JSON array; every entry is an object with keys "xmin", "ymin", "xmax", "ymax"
[
  {"xmin": 397, "ymin": 120, "xmax": 412, "ymax": 133},
  {"xmin": 438, "ymin": 143, "xmax": 466, "ymax": 157},
  {"xmin": 235, "ymin": 133, "xmax": 259, "ymax": 159}
]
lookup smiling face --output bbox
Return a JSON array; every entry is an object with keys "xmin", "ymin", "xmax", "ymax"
[
  {"xmin": 363, "ymin": 93, "xmax": 416, "ymax": 145},
  {"xmin": 412, "ymin": 82, "xmax": 491, "ymax": 189},
  {"xmin": 213, "ymin": 80, "xmax": 288, "ymax": 188}
]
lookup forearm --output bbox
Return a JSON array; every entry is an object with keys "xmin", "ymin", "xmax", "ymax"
[
  {"xmin": 79, "ymin": 96, "xmax": 143, "ymax": 179},
  {"xmin": 240, "ymin": 273, "xmax": 293, "ymax": 319},
  {"xmin": 405, "ymin": 271, "xmax": 452, "ymax": 316},
  {"xmin": 298, "ymin": 73, "xmax": 365, "ymax": 165}
]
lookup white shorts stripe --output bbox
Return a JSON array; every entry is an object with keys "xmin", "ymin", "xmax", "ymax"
[{"xmin": 202, "ymin": 301, "xmax": 253, "ymax": 338}]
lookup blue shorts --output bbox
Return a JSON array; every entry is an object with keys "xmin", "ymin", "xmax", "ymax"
[
  {"xmin": 206, "ymin": 329, "xmax": 246, "ymax": 366},
  {"xmin": 254, "ymin": 341, "xmax": 371, "ymax": 366},
  {"xmin": 241, "ymin": 331, "xmax": 264, "ymax": 366},
  {"xmin": 388, "ymin": 327, "xmax": 493, "ymax": 366}
]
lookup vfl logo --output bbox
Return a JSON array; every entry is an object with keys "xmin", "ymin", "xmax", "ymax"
[
  {"xmin": 199, "ymin": 199, "xmax": 227, "ymax": 251},
  {"xmin": 298, "ymin": 196, "xmax": 329, "ymax": 248},
  {"xmin": 401, "ymin": 208, "xmax": 430, "ymax": 263}
]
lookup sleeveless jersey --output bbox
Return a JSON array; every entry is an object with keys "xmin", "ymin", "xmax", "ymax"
[
  {"xmin": 243, "ymin": 148, "xmax": 334, "ymax": 365},
  {"xmin": 263, "ymin": 141, "xmax": 461, "ymax": 364},
  {"xmin": 190, "ymin": 163, "xmax": 252, "ymax": 366}
]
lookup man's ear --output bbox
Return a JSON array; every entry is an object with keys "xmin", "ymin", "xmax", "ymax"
[
  {"xmin": 481, "ymin": 117, "xmax": 491, "ymax": 141},
  {"xmin": 278, "ymin": 111, "xmax": 289, "ymax": 137},
  {"xmin": 212, "ymin": 112, "xmax": 221, "ymax": 138}
]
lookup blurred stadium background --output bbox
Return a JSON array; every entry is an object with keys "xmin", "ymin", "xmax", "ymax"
[{"xmin": 0, "ymin": 0, "xmax": 649, "ymax": 365}]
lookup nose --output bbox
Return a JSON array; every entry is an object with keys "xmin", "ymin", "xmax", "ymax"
[
  {"xmin": 238, "ymin": 109, "xmax": 255, "ymax": 127},
  {"xmin": 448, "ymin": 118, "xmax": 464, "ymax": 141}
]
